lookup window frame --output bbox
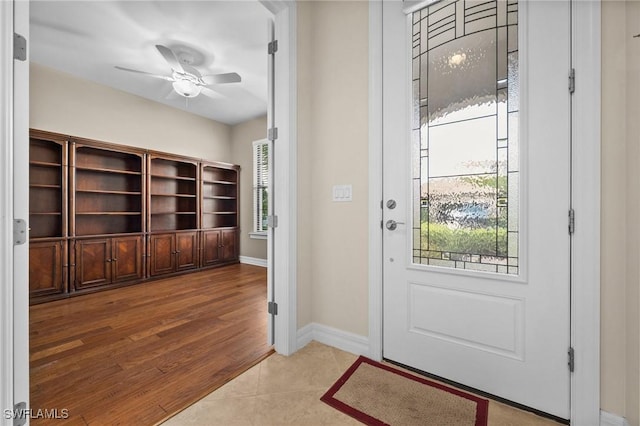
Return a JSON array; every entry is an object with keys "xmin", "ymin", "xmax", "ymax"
[{"xmin": 251, "ymin": 139, "xmax": 270, "ymax": 238}]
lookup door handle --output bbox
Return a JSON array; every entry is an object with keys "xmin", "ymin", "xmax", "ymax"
[{"xmin": 385, "ymin": 220, "xmax": 405, "ymax": 231}]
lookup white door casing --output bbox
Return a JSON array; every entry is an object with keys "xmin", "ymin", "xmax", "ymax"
[
  {"xmin": 266, "ymin": 16, "xmax": 275, "ymax": 347},
  {"xmin": 259, "ymin": 0, "xmax": 298, "ymax": 356},
  {"xmin": 382, "ymin": 0, "xmax": 571, "ymax": 418},
  {"xmin": 13, "ymin": 0, "xmax": 30, "ymax": 421},
  {"xmin": 1, "ymin": 0, "xmax": 30, "ymax": 424}
]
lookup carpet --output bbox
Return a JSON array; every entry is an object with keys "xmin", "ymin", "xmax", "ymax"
[{"xmin": 321, "ymin": 356, "xmax": 489, "ymax": 426}]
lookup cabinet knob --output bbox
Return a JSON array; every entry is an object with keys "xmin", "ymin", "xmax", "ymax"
[
  {"xmin": 112, "ymin": 258, "xmax": 117, "ymax": 262},
  {"xmin": 106, "ymin": 259, "xmax": 112, "ymax": 263}
]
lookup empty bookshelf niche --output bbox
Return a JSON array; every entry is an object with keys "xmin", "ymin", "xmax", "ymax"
[
  {"xmin": 72, "ymin": 144, "xmax": 144, "ymax": 236},
  {"xmin": 200, "ymin": 162, "xmax": 239, "ymax": 268},
  {"xmin": 29, "ymin": 130, "xmax": 68, "ymax": 299},
  {"xmin": 148, "ymin": 156, "xmax": 198, "ymax": 232},
  {"xmin": 201, "ymin": 163, "xmax": 238, "ymax": 228},
  {"xmin": 70, "ymin": 142, "xmax": 145, "ymax": 293},
  {"xmin": 148, "ymin": 155, "xmax": 199, "ymax": 277}
]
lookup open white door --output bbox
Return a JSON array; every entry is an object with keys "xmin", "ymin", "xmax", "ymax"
[
  {"xmin": 266, "ymin": 17, "xmax": 276, "ymax": 346},
  {"xmin": 259, "ymin": 0, "xmax": 297, "ymax": 356},
  {"xmin": 382, "ymin": 0, "xmax": 571, "ymax": 419},
  {"xmin": 1, "ymin": 0, "xmax": 30, "ymax": 424}
]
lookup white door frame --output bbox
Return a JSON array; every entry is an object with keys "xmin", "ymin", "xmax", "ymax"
[
  {"xmin": 367, "ymin": 0, "xmax": 601, "ymax": 423},
  {"xmin": 1, "ymin": 0, "xmax": 30, "ymax": 424},
  {"xmin": 259, "ymin": 0, "xmax": 298, "ymax": 356},
  {"xmin": 0, "ymin": 1, "xmax": 17, "ymax": 422}
]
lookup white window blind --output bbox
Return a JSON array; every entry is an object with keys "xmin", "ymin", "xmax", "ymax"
[{"xmin": 253, "ymin": 140, "xmax": 269, "ymax": 233}]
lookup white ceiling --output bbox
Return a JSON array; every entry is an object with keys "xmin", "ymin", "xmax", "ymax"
[{"xmin": 30, "ymin": 1, "xmax": 271, "ymax": 125}]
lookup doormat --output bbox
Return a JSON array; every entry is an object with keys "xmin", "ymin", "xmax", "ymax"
[{"xmin": 321, "ymin": 356, "xmax": 488, "ymax": 426}]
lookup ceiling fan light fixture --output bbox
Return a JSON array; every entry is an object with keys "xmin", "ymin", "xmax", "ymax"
[{"xmin": 172, "ymin": 79, "xmax": 202, "ymax": 98}]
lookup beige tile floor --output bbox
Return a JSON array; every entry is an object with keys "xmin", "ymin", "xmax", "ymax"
[{"xmin": 161, "ymin": 341, "xmax": 563, "ymax": 426}]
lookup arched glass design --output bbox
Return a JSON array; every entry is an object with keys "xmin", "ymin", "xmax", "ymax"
[{"xmin": 411, "ymin": 0, "xmax": 519, "ymax": 275}]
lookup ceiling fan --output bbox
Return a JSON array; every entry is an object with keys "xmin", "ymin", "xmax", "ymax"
[{"xmin": 115, "ymin": 44, "xmax": 241, "ymax": 98}]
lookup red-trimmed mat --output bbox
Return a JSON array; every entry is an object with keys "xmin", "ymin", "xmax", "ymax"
[{"xmin": 321, "ymin": 356, "xmax": 488, "ymax": 426}]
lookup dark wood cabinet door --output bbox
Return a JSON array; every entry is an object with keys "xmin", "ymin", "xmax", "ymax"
[
  {"xmin": 201, "ymin": 230, "xmax": 221, "ymax": 267},
  {"xmin": 29, "ymin": 240, "xmax": 66, "ymax": 297},
  {"xmin": 221, "ymin": 229, "xmax": 238, "ymax": 262},
  {"xmin": 149, "ymin": 233, "xmax": 176, "ymax": 277},
  {"xmin": 75, "ymin": 238, "xmax": 111, "ymax": 290},
  {"xmin": 176, "ymin": 232, "xmax": 198, "ymax": 271},
  {"xmin": 112, "ymin": 236, "xmax": 143, "ymax": 283}
]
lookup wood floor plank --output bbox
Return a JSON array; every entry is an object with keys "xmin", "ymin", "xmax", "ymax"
[{"xmin": 30, "ymin": 264, "xmax": 272, "ymax": 425}]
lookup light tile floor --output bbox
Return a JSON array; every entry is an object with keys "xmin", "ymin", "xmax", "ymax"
[{"xmin": 161, "ymin": 341, "xmax": 562, "ymax": 426}]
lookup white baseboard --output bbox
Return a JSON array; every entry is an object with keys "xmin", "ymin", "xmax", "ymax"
[
  {"xmin": 239, "ymin": 256, "xmax": 267, "ymax": 268},
  {"xmin": 296, "ymin": 322, "xmax": 369, "ymax": 356},
  {"xmin": 600, "ymin": 410, "xmax": 628, "ymax": 426}
]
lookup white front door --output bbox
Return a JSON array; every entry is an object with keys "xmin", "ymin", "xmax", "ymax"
[{"xmin": 382, "ymin": 0, "xmax": 571, "ymax": 419}]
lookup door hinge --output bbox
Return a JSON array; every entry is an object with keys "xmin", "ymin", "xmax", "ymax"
[
  {"xmin": 568, "ymin": 347, "xmax": 575, "ymax": 372},
  {"xmin": 268, "ymin": 301, "xmax": 278, "ymax": 315},
  {"xmin": 268, "ymin": 127, "xmax": 278, "ymax": 141},
  {"xmin": 13, "ymin": 401, "xmax": 27, "ymax": 426},
  {"xmin": 14, "ymin": 33, "xmax": 26, "ymax": 61},
  {"xmin": 568, "ymin": 208, "xmax": 575, "ymax": 235},
  {"xmin": 13, "ymin": 219, "xmax": 27, "ymax": 246},
  {"xmin": 267, "ymin": 215, "xmax": 278, "ymax": 228},
  {"xmin": 268, "ymin": 40, "xmax": 278, "ymax": 55},
  {"xmin": 569, "ymin": 68, "xmax": 575, "ymax": 94}
]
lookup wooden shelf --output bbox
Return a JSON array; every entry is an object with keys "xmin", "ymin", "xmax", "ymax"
[
  {"xmin": 151, "ymin": 174, "xmax": 196, "ymax": 182},
  {"xmin": 204, "ymin": 180, "xmax": 236, "ymax": 185},
  {"xmin": 151, "ymin": 212, "xmax": 196, "ymax": 216},
  {"xmin": 30, "ymin": 184, "xmax": 61, "ymax": 189},
  {"xmin": 203, "ymin": 196, "xmax": 236, "ymax": 200},
  {"xmin": 30, "ymin": 212, "xmax": 62, "ymax": 216},
  {"xmin": 203, "ymin": 212, "xmax": 236, "ymax": 215},
  {"xmin": 76, "ymin": 189, "xmax": 141, "ymax": 195},
  {"xmin": 76, "ymin": 166, "xmax": 142, "ymax": 176},
  {"xmin": 76, "ymin": 212, "xmax": 142, "ymax": 216},
  {"xmin": 151, "ymin": 194, "xmax": 196, "ymax": 198},
  {"xmin": 30, "ymin": 160, "xmax": 62, "ymax": 168}
]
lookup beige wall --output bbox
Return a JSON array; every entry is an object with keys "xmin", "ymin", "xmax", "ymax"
[
  {"xmin": 296, "ymin": 0, "xmax": 369, "ymax": 335},
  {"xmin": 297, "ymin": 0, "xmax": 313, "ymax": 329},
  {"xmin": 602, "ymin": 1, "xmax": 640, "ymax": 422},
  {"xmin": 30, "ymin": 63, "xmax": 232, "ymax": 162},
  {"xmin": 601, "ymin": 0, "xmax": 628, "ymax": 416},
  {"xmin": 230, "ymin": 116, "xmax": 268, "ymax": 260},
  {"xmin": 624, "ymin": 1, "xmax": 640, "ymax": 424}
]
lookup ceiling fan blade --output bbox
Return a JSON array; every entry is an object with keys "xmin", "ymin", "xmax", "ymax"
[
  {"xmin": 156, "ymin": 44, "xmax": 185, "ymax": 73},
  {"xmin": 115, "ymin": 66, "xmax": 173, "ymax": 81},
  {"xmin": 202, "ymin": 72, "xmax": 241, "ymax": 85},
  {"xmin": 201, "ymin": 86, "xmax": 229, "ymax": 100}
]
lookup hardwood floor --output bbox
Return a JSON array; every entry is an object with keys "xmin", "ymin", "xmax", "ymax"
[{"xmin": 29, "ymin": 264, "xmax": 272, "ymax": 425}]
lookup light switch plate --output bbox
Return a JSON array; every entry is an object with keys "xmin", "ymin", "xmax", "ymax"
[{"xmin": 332, "ymin": 184, "xmax": 352, "ymax": 202}]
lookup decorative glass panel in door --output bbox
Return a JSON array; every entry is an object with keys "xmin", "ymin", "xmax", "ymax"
[{"xmin": 412, "ymin": 0, "xmax": 519, "ymax": 274}]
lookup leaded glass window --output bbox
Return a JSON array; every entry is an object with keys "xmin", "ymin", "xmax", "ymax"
[{"xmin": 412, "ymin": 0, "xmax": 519, "ymax": 275}]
